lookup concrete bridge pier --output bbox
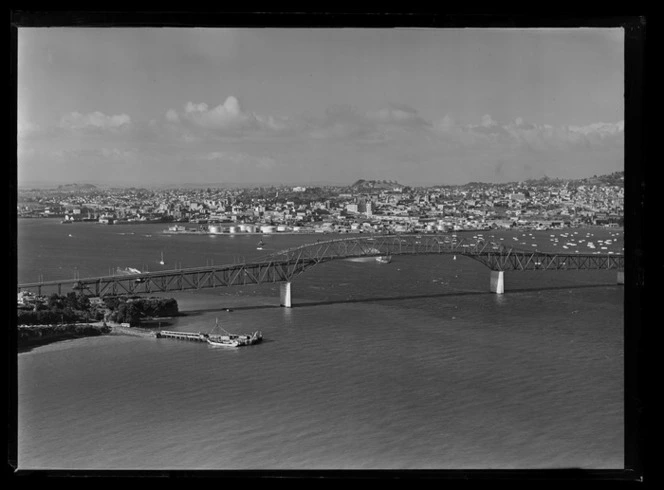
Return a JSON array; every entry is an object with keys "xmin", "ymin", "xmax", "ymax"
[
  {"xmin": 617, "ymin": 271, "xmax": 625, "ymax": 285},
  {"xmin": 280, "ymin": 282, "xmax": 292, "ymax": 308},
  {"xmin": 490, "ymin": 271, "xmax": 505, "ymax": 294}
]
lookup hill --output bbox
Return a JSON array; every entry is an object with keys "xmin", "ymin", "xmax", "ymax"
[
  {"xmin": 56, "ymin": 183, "xmax": 98, "ymax": 191},
  {"xmin": 349, "ymin": 179, "xmax": 404, "ymax": 191}
]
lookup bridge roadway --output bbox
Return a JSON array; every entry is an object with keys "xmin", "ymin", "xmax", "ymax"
[{"xmin": 17, "ymin": 234, "xmax": 625, "ymax": 304}]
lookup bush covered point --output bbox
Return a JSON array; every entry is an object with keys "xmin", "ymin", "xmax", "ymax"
[
  {"xmin": 104, "ymin": 296, "xmax": 179, "ymax": 326},
  {"xmin": 18, "ymin": 323, "xmax": 111, "ymax": 343},
  {"xmin": 18, "ymin": 293, "xmax": 179, "ymax": 327}
]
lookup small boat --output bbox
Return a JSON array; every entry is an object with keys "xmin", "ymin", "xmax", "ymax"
[
  {"xmin": 116, "ymin": 266, "xmax": 142, "ymax": 275},
  {"xmin": 375, "ymin": 255, "xmax": 392, "ymax": 264},
  {"xmin": 159, "ymin": 251, "xmax": 165, "ymax": 265},
  {"xmin": 257, "ymin": 239, "xmax": 265, "ymax": 250}
]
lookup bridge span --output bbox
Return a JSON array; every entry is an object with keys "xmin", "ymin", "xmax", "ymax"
[{"xmin": 17, "ymin": 234, "xmax": 624, "ymax": 306}]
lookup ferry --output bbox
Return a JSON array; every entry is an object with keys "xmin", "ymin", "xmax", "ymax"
[{"xmin": 205, "ymin": 318, "xmax": 263, "ymax": 348}]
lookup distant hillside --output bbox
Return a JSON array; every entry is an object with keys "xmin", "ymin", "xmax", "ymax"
[
  {"xmin": 56, "ymin": 183, "xmax": 98, "ymax": 191},
  {"xmin": 522, "ymin": 171, "xmax": 624, "ymax": 187},
  {"xmin": 349, "ymin": 179, "xmax": 404, "ymax": 191}
]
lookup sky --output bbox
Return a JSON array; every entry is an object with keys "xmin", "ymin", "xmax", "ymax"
[{"xmin": 16, "ymin": 28, "xmax": 625, "ymax": 187}]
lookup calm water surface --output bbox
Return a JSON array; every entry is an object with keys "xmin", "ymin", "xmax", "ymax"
[{"xmin": 16, "ymin": 220, "xmax": 624, "ymax": 470}]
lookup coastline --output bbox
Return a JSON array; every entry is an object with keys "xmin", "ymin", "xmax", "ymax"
[{"xmin": 17, "ymin": 321, "xmax": 158, "ymax": 351}]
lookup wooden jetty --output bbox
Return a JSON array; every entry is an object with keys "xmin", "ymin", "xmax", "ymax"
[
  {"xmin": 155, "ymin": 330, "xmax": 208, "ymax": 342},
  {"xmin": 155, "ymin": 329, "xmax": 263, "ymax": 347}
]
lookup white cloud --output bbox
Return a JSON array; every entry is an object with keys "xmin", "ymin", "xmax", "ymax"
[
  {"xmin": 99, "ymin": 147, "xmax": 138, "ymax": 162},
  {"xmin": 17, "ymin": 121, "xmax": 40, "ymax": 135},
  {"xmin": 366, "ymin": 104, "xmax": 429, "ymax": 127},
  {"xmin": 433, "ymin": 114, "xmax": 624, "ymax": 152},
  {"xmin": 166, "ymin": 96, "xmax": 295, "ymax": 138},
  {"xmin": 434, "ymin": 115, "xmax": 456, "ymax": 132},
  {"xmin": 568, "ymin": 121, "xmax": 624, "ymax": 137},
  {"xmin": 165, "ymin": 109, "xmax": 180, "ymax": 123},
  {"xmin": 59, "ymin": 111, "xmax": 132, "ymax": 131},
  {"xmin": 481, "ymin": 114, "xmax": 497, "ymax": 127},
  {"xmin": 202, "ymin": 150, "xmax": 276, "ymax": 170}
]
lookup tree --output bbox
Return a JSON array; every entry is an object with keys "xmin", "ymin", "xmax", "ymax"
[
  {"xmin": 77, "ymin": 294, "xmax": 91, "ymax": 312},
  {"xmin": 103, "ymin": 296, "xmax": 121, "ymax": 310},
  {"xmin": 48, "ymin": 293, "xmax": 64, "ymax": 310},
  {"xmin": 64, "ymin": 292, "xmax": 80, "ymax": 310}
]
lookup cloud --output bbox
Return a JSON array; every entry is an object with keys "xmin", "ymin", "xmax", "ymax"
[
  {"xmin": 58, "ymin": 111, "xmax": 132, "ymax": 131},
  {"xmin": 306, "ymin": 103, "xmax": 431, "ymax": 142},
  {"xmin": 99, "ymin": 147, "xmax": 139, "ymax": 163},
  {"xmin": 167, "ymin": 96, "xmax": 294, "ymax": 136},
  {"xmin": 201, "ymin": 150, "xmax": 277, "ymax": 170},
  {"xmin": 17, "ymin": 121, "xmax": 41, "ymax": 135},
  {"xmin": 165, "ymin": 109, "xmax": 180, "ymax": 123},
  {"xmin": 433, "ymin": 114, "xmax": 624, "ymax": 152},
  {"xmin": 366, "ymin": 103, "xmax": 429, "ymax": 127}
]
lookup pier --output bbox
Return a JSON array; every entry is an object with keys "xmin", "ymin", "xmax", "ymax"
[{"xmin": 155, "ymin": 330, "xmax": 208, "ymax": 342}]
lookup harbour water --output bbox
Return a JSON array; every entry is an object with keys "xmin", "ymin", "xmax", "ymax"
[{"xmin": 16, "ymin": 220, "xmax": 624, "ymax": 470}]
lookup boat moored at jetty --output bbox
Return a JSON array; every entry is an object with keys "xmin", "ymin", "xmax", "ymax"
[
  {"xmin": 206, "ymin": 331, "xmax": 262, "ymax": 348},
  {"xmin": 205, "ymin": 318, "xmax": 262, "ymax": 347}
]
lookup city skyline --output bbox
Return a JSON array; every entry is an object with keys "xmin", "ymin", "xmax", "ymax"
[{"xmin": 17, "ymin": 27, "xmax": 625, "ymax": 187}]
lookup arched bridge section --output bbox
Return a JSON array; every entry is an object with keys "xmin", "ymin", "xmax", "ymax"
[
  {"xmin": 17, "ymin": 234, "xmax": 624, "ymax": 302},
  {"xmin": 262, "ymin": 234, "xmax": 625, "ymax": 272}
]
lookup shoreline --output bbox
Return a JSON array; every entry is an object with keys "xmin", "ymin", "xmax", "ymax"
[
  {"xmin": 17, "ymin": 321, "xmax": 159, "ymax": 351},
  {"xmin": 162, "ymin": 225, "xmax": 624, "ymax": 237}
]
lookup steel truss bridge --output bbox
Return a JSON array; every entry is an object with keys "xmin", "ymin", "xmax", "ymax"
[{"xmin": 17, "ymin": 234, "xmax": 625, "ymax": 298}]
